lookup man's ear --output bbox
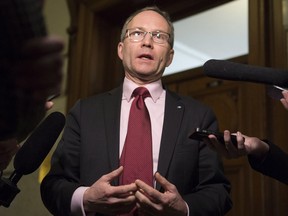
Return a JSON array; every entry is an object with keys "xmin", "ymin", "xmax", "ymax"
[
  {"xmin": 117, "ymin": 42, "xmax": 124, "ymax": 60},
  {"xmin": 166, "ymin": 48, "xmax": 174, "ymax": 67}
]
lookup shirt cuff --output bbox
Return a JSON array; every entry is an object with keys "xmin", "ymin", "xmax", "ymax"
[
  {"xmin": 71, "ymin": 187, "xmax": 190, "ymax": 216},
  {"xmin": 70, "ymin": 186, "xmax": 89, "ymax": 216},
  {"xmin": 185, "ymin": 201, "xmax": 190, "ymax": 216}
]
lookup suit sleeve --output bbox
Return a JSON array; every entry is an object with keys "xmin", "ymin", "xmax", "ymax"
[
  {"xmin": 248, "ymin": 140, "xmax": 288, "ymax": 185},
  {"xmin": 161, "ymin": 94, "xmax": 232, "ymax": 216},
  {"xmin": 183, "ymin": 107, "xmax": 232, "ymax": 215},
  {"xmin": 40, "ymin": 100, "xmax": 83, "ymax": 216}
]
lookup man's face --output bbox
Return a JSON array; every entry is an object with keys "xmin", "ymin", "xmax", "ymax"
[{"xmin": 118, "ymin": 10, "xmax": 174, "ymax": 85}]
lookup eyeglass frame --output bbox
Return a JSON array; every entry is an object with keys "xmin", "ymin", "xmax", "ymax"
[{"xmin": 125, "ymin": 28, "xmax": 171, "ymax": 46}]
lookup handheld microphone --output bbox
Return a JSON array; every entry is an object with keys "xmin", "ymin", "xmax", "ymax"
[
  {"xmin": 203, "ymin": 59, "xmax": 288, "ymax": 88},
  {"xmin": 0, "ymin": 112, "xmax": 65, "ymax": 207}
]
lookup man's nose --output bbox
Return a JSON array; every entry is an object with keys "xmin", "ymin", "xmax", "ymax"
[{"xmin": 142, "ymin": 32, "xmax": 153, "ymax": 47}]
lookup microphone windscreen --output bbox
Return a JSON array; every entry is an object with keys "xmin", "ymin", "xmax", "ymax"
[
  {"xmin": 203, "ymin": 59, "xmax": 288, "ymax": 88},
  {"xmin": 13, "ymin": 112, "xmax": 65, "ymax": 175}
]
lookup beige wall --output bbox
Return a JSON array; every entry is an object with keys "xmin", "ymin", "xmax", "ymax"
[{"xmin": 0, "ymin": 1, "xmax": 69, "ymax": 215}]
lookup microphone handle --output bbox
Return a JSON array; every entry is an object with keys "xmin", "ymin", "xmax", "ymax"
[
  {"xmin": 9, "ymin": 170, "xmax": 23, "ymax": 185},
  {"xmin": 0, "ymin": 174, "xmax": 20, "ymax": 208}
]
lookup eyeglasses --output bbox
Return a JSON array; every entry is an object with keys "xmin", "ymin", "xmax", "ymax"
[{"xmin": 126, "ymin": 28, "xmax": 170, "ymax": 45}]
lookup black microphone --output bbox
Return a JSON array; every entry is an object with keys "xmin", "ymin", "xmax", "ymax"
[
  {"xmin": 0, "ymin": 111, "xmax": 65, "ymax": 207},
  {"xmin": 203, "ymin": 59, "xmax": 288, "ymax": 88}
]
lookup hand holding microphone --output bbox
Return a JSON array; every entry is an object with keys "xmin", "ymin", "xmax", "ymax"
[{"xmin": 0, "ymin": 112, "xmax": 65, "ymax": 207}]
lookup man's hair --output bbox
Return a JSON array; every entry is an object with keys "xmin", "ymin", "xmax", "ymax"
[{"xmin": 120, "ymin": 6, "xmax": 174, "ymax": 48}]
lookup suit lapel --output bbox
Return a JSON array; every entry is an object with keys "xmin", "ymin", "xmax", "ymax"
[
  {"xmin": 103, "ymin": 86, "xmax": 123, "ymax": 180},
  {"xmin": 156, "ymin": 89, "xmax": 185, "ymax": 190}
]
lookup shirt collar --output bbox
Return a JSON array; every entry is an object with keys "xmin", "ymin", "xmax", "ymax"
[{"xmin": 123, "ymin": 77, "xmax": 164, "ymax": 103}]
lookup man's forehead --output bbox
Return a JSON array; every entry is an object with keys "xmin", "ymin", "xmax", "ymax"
[{"xmin": 128, "ymin": 11, "xmax": 169, "ymax": 31}]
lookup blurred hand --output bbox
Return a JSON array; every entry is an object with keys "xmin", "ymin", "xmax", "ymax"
[
  {"xmin": 83, "ymin": 166, "xmax": 137, "ymax": 215},
  {"xmin": 45, "ymin": 101, "xmax": 54, "ymax": 110},
  {"xmin": 14, "ymin": 35, "xmax": 64, "ymax": 101},
  {"xmin": 134, "ymin": 172, "xmax": 187, "ymax": 216}
]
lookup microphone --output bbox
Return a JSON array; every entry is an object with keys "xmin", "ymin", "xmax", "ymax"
[
  {"xmin": 0, "ymin": 111, "xmax": 65, "ymax": 207},
  {"xmin": 203, "ymin": 59, "xmax": 288, "ymax": 88}
]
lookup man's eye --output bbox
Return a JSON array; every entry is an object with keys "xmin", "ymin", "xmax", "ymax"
[
  {"xmin": 155, "ymin": 33, "xmax": 162, "ymax": 39},
  {"xmin": 132, "ymin": 31, "xmax": 143, "ymax": 37},
  {"xmin": 152, "ymin": 32, "xmax": 162, "ymax": 39}
]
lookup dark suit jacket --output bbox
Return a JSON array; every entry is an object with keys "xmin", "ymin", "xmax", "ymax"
[
  {"xmin": 41, "ymin": 85, "xmax": 232, "ymax": 215},
  {"xmin": 249, "ymin": 140, "xmax": 288, "ymax": 185}
]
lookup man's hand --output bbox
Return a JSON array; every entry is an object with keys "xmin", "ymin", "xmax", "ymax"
[
  {"xmin": 134, "ymin": 172, "xmax": 188, "ymax": 216},
  {"xmin": 83, "ymin": 166, "xmax": 137, "ymax": 215}
]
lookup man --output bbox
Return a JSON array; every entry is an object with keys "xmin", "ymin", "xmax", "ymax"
[
  {"xmin": 206, "ymin": 90, "xmax": 288, "ymax": 185},
  {"xmin": 41, "ymin": 6, "xmax": 232, "ymax": 215}
]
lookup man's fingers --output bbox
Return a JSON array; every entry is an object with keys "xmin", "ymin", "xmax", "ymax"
[
  {"xmin": 102, "ymin": 166, "xmax": 124, "ymax": 182},
  {"xmin": 154, "ymin": 172, "xmax": 172, "ymax": 190}
]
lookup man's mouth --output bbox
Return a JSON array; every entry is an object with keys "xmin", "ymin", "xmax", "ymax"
[{"xmin": 138, "ymin": 54, "xmax": 153, "ymax": 60}]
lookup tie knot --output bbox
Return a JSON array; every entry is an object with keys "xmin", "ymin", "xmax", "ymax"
[{"xmin": 133, "ymin": 87, "xmax": 150, "ymax": 99}]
